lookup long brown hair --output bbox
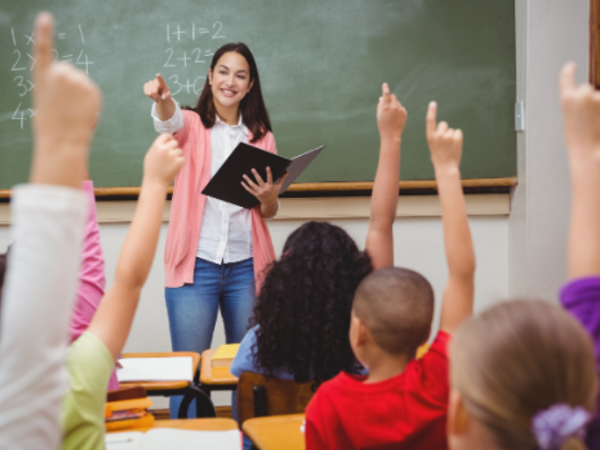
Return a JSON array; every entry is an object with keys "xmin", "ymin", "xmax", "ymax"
[
  {"xmin": 183, "ymin": 43, "xmax": 272, "ymax": 143},
  {"xmin": 451, "ymin": 300, "xmax": 597, "ymax": 450}
]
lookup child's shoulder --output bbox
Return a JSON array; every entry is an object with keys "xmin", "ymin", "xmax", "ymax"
[
  {"xmin": 410, "ymin": 331, "xmax": 450, "ymax": 371},
  {"xmin": 403, "ymin": 332, "xmax": 451, "ymax": 397}
]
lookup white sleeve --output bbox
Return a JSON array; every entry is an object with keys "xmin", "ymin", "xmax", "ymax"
[
  {"xmin": 0, "ymin": 184, "xmax": 87, "ymax": 450},
  {"xmin": 264, "ymin": 199, "xmax": 281, "ymax": 221},
  {"xmin": 151, "ymin": 99, "xmax": 184, "ymax": 134}
]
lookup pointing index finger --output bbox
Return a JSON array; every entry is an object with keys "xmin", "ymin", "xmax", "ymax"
[
  {"xmin": 426, "ymin": 101, "xmax": 437, "ymax": 136},
  {"xmin": 381, "ymin": 83, "xmax": 391, "ymax": 102},
  {"xmin": 33, "ymin": 12, "xmax": 54, "ymax": 86},
  {"xmin": 157, "ymin": 74, "xmax": 168, "ymax": 89},
  {"xmin": 559, "ymin": 62, "xmax": 576, "ymax": 97}
]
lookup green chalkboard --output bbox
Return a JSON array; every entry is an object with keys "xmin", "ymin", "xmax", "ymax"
[{"xmin": 0, "ymin": 0, "xmax": 516, "ymax": 190}]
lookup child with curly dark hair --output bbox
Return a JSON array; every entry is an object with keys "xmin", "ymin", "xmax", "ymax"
[{"xmin": 230, "ymin": 83, "xmax": 407, "ymax": 387}]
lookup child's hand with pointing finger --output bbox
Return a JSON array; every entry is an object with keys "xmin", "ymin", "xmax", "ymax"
[
  {"xmin": 30, "ymin": 12, "xmax": 101, "ymax": 189},
  {"xmin": 426, "ymin": 101, "xmax": 463, "ymax": 173},
  {"xmin": 377, "ymin": 83, "xmax": 408, "ymax": 142}
]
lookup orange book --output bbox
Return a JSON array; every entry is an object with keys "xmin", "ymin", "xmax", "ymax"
[
  {"xmin": 105, "ymin": 412, "xmax": 155, "ymax": 432},
  {"xmin": 105, "ymin": 398, "xmax": 153, "ymax": 419}
]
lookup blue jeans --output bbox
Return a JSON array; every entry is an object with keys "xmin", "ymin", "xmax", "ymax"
[{"xmin": 165, "ymin": 257, "xmax": 255, "ymax": 418}]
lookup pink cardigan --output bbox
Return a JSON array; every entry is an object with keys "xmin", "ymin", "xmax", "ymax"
[{"xmin": 165, "ymin": 111, "xmax": 277, "ymax": 292}]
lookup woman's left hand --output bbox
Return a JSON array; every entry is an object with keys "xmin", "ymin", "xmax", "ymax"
[{"xmin": 242, "ymin": 167, "xmax": 288, "ymax": 217}]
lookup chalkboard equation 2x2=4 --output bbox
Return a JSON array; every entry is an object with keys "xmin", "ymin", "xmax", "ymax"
[
  {"xmin": 163, "ymin": 22, "xmax": 226, "ymax": 97},
  {"xmin": 8, "ymin": 25, "xmax": 94, "ymax": 129}
]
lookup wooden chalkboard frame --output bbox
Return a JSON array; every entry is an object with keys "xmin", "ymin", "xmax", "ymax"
[
  {"xmin": 591, "ymin": 0, "xmax": 600, "ymax": 88},
  {"xmin": 0, "ymin": 177, "xmax": 517, "ymax": 200}
]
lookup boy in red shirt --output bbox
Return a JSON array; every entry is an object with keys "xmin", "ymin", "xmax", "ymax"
[{"xmin": 305, "ymin": 102, "xmax": 476, "ymax": 450}]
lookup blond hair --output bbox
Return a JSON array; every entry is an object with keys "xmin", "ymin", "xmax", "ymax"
[{"xmin": 451, "ymin": 300, "xmax": 597, "ymax": 450}]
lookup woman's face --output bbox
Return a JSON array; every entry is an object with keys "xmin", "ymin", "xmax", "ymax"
[{"xmin": 208, "ymin": 51, "xmax": 254, "ymax": 111}]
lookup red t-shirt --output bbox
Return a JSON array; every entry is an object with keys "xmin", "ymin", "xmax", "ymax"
[{"xmin": 305, "ymin": 331, "xmax": 450, "ymax": 450}]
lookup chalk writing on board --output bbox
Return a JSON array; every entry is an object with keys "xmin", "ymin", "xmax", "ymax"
[
  {"xmin": 168, "ymin": 74, "xmax": 205, "ymax": 96},
  {"xmin": 191, "ymin": 48, "xmax": 205, "ymax": 64},
  {"xmin": 8, "ymin": 25, "xmax": 95, "ymax": 129},
  {"xmin": 78, "ymin": 25, "xmax": 85, "ymax": 44},
  {"xmin": 162, "ymin": 22, "xmax": 225, "ymax": 100},
  {"xmin": 165, "ymin": 22, "xmax": 225, "ymax": 44}
]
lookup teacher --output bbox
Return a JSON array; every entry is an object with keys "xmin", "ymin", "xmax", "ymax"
[{"xmin": 143, "ymin": 43, "xmax": 286, "ymax": 417}]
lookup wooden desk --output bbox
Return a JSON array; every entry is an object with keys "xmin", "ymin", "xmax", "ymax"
[
  {"xmin": 118, "ymin": 352, "xmax": 215, "ymax": 418},
  {"xmin": 200, "ymin": 349, "xmax": 239, "ymax": 392},
  {"xmin": 107, "ymin": 418, "xmax": 239, "ymax": 433},
  {"xmin": 243, "ymin": 414, "xmax": 305, "ymax": 450}
]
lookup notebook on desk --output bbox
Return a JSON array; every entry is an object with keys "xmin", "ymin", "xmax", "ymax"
[
  {"xmin": 202, "ymin": 144, "xmax": 326, "ymax": 209},
  {"xmin": 116, "ymin": 357, "xmax": 193, "ymax": 383},
  {"xmin": 105, "ymin": 429, "xmax": 241, "ymax": 450}
]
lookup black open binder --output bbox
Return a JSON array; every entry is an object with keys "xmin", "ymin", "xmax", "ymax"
[{"xmin": 202, "ymin": 144, "xmax": 325, "ymax": 209}]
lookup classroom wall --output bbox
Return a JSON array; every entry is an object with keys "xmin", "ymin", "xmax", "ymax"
[{"xmin": 508, "ymin": 0, "xmax": 589, "ymax": 300}]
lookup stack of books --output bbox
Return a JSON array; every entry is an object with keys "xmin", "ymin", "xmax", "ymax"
[{"xmin": 105, "ymin": 397, "xmax": 154, "ymax": 432}]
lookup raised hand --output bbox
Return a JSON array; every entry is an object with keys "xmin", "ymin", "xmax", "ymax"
[
  {"xmin": 143, "ymin": 133, "xmax": 185, "ymax": 188},
  {"xmin": 425, "ymin": 102, "xmax": 474, "ymax": 335},
  {"xmin": 426, "ymin": 102, "xmax": 463, "ymax": 171},
  {"xmin": 560, "ymin": 63, "xmax": 600, "ymax": 162},
  {"xmin": 560, "ymin": 63, "xmax": 600, "ymax": 279},
  {"xmin": 376, "ymin": 83, "xmax": 408, "ymax": 141},
  {"xmin": 30, "ymin": 12, "xmax": 101, "ymax": 188},
  {"xmin": 144, "ymin": 74, "xmax": 172, "ymax": 103}
]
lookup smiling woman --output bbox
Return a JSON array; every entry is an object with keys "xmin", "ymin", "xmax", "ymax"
[{"xmin": 142, "ymin": 43, "xmax": 283, "ymax": 419}]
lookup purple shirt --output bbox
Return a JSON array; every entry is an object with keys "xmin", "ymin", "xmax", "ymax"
[{"xmin": 560, "ymin": 276, "xmax": 600, "ymax": 449}]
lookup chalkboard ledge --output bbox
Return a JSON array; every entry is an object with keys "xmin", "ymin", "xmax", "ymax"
[{"xmin": 0, "ymin": 177, "xmax": 517, "ymax": 201}]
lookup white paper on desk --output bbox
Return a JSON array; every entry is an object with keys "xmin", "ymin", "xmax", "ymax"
[
  {"xmin": 106, "ymin": 432, "xmax": 143, "ymax": 450},
  {"xmin": 106, "ymin": 429, "xmax": 241, "ymax": 450},
  {"xmin": 116, "ymin": 357, "xmax": 193, "ymax": 382}
]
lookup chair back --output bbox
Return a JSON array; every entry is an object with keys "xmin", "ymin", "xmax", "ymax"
[{"xmin": 237, "ymin": 372, "xmax": 315, "ymax": 425}]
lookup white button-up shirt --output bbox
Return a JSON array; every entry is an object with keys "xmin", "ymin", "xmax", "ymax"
[{"xmin": 152, "ymin": 101, "xmax": 255, "ymax": 264}]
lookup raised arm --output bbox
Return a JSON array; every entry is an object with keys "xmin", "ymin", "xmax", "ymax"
[
  {"xmin": 365, "ymin": 83, "xmax": 407, "ymax": 269},
  {"xmin": 426, "ymin": 102, "xmax": 475, "ymax": 334},
  {"xmin": 560, "ymin": 63, "xmax": 600, "ymax": 279},
  {"xmin": 86, "ymin": 134, "xmax": 184, "ymax": 360},
  {"xmin": 0, "ymin": 12, "xmax": 100, "ymax": 450}
]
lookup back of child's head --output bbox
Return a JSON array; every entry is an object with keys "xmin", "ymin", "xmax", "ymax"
[
  {"xmin": 353, "ymin": 266, "xmax": 434, "ymax": 356},
  {"xmin": 251, "ymin": 221, "xmax": 373, "ymax": 385},
  {"xmin": 451, "ymin": 299, "xmax": 597, "ymax": 450}
]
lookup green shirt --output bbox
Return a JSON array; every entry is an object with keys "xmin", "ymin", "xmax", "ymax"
[{"xmin": 61, "ymin": 331, "xmax": 114, "ymax": 450}]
